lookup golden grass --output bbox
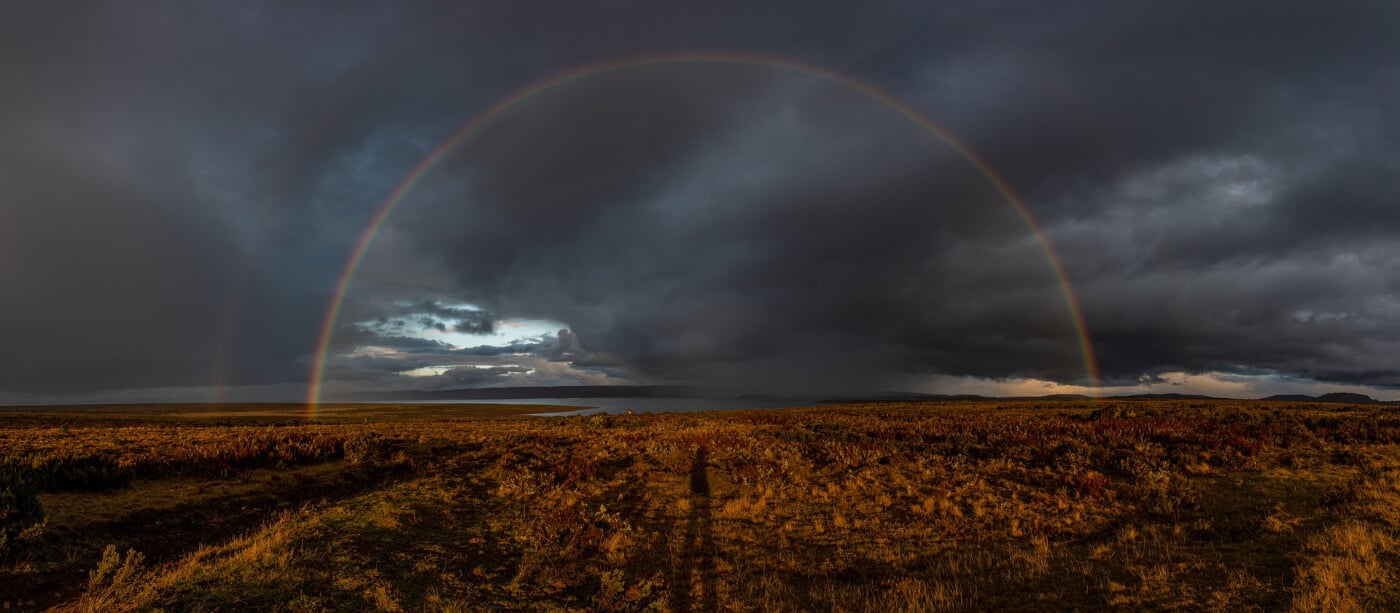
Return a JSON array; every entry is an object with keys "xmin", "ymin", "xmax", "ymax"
[
  {"xmin": 1288, "ymin": 458, "xmax": 1400, "ymax": 612},
  {"xmin": 3, "ymin": 399, "xmax": 1400, "ymax": 611}
]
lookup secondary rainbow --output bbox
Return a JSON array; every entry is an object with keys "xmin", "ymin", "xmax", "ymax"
[{"xmin": 306, "ymin": 52, "xmax": 1100, "ymax": 416}]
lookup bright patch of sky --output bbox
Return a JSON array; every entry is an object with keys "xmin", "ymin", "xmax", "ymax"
[
  {"xmin": 416, "ymin": 318, "xmax": 562, "ymax": 349},
  {"xmin": 397, "ymin": 365, "xmax": 454, "ymax": 377},
  {"xmin": 354, "ymin": 300, "xmax": 566, "ymax": 350},
  {"xmin": 397, "ymin": 364, "xmax": 538, "ymax": 378}
]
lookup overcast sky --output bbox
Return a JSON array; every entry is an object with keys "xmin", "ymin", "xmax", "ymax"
[{"xmin": 3, "ymin": 1, "xmax": 1399, "ymax": 403}]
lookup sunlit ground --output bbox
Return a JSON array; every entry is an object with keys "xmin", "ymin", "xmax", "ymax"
[{"xmin": 4, "ymin": 399, "xmax": 1398, "ymax": 611}]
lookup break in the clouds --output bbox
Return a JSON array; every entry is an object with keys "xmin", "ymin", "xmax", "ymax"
[{"xmin": 1, "ymin": 2, "xmax": 1399, "ymax": 402}]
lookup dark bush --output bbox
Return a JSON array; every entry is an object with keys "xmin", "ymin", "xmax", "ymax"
[
  {"xmin": 0, "ymin": 469, "xmax": 45, "ymax": 560},
  {"xmin": 34, "ymin": 453, "xmax": 130, "ymax": 491},
  {"xmin": 0, "ymin": 453, "xmax": 130, "ymax": 493}
]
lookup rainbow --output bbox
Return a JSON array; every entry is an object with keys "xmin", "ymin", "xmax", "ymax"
[{"xmin": 306, "ymin": 51, "xmax": 1100, "ymax": 417}]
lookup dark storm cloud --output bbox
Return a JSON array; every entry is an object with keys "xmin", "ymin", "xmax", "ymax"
[
  {"xmin": 376, "ymin": 0, "xmax": 1400, "ymax": 393},
  {"xmin": 373, "ymin": 64, "xmax": 1086, "ymax": 393},
  {"xmin": 0, "ymin": 3, "xmax": 406, "ymax": 396},
  {"xmin": 334, "ymin": 327, "xmax": 457, "ymax": 354},
  {"xmin": 2, "ymin": 1, "xmax": 1398, "ymax": 399}
]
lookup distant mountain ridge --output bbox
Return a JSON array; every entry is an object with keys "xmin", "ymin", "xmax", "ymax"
[
  {"xmin": 1117, "ymin": 393, "xmax": 1219, "ymax": 400},
  {"xmin": 1260, "ymin": 392, "xmax": 1381, "ymax": 404}
]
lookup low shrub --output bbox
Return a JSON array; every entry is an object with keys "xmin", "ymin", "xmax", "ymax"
[{"xmin": 0, "ymin": 469, "xmax": 45, "ymax": 560}]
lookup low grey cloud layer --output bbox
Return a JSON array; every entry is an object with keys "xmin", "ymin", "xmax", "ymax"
[{"xmin": 2, "ymin": 1, "xmax": 1398, "ymax": 401}]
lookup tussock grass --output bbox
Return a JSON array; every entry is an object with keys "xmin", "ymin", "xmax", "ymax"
[{"xmin": 3, "ymin": 399, "xmax": 1400, "ymax": 610}]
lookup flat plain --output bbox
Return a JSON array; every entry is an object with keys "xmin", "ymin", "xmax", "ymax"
[{"xmin": 2, "ymin": 399, "xmax": 1398, "ymax": 611}]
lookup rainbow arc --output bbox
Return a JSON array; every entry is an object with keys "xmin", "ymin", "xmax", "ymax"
[{"xmin": 306, "ymin": 52, "xmax": 1099, "ymax": 418}]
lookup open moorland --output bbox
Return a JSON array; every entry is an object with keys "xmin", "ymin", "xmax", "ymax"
[{"xmin": 2, "ymin": 399, "xmax": 1399, "ymax": 611}]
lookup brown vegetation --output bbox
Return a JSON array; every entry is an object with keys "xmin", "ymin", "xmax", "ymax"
[{"xmin": 2, "ymin": 400, "xmax": 1399, "ymax": 611}]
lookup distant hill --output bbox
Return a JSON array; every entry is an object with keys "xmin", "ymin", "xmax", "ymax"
[
  {"xmin": 1015, "ymin": 393, "xmax": 1094, "ymax": 400},
  {"xmin": 1117, "ymin": 393, "xmax": 1219, "ymax": 400},
  {"xmin": 1261, "ymin": 392, "xmax": 1380, "ymax": 404},
  {"xmin": 818, "ymin": 392, "xmax": 993, "ymax": 403},
  {"xmin": 1262, "ymin": 394, "xmax": 1315, "ymax": 402}
]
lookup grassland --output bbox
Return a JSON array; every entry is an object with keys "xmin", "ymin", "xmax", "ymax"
[{"xmin": 2, "ymin": 399, "xmax": 1398, "ymax": 611}]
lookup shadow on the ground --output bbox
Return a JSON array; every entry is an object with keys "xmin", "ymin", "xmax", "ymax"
[{"xmin": 670, "ymin": 446, "xmax": 718, "ymax": 612}]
